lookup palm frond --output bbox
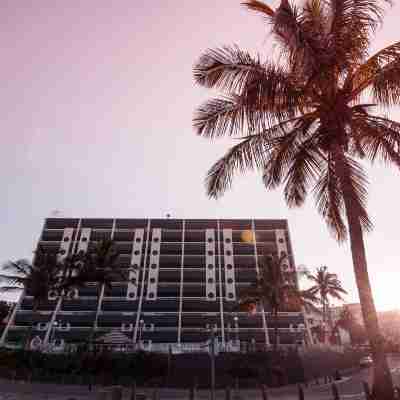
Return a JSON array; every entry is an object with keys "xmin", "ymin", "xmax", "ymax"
[
  {"xmin": 283, "ymin": 141, "xmax": 324, "ymax": 207},
  {"xmin": 205, "ymin": 118, "xmax": 301, "ymax": 198},
  {"xmin": 349, "ymin": 41, "xmax": 400, "ymax": 103},
  {"xmin": 334, "ymin": 154, "xmax": 373, "ymax": 233},
  {"xmin": 193, "ymin": 46, "xmax": 266, "ymax": 93},
  {"xmin": 313, "ymin": 155, "xmax": 347, "ymax": 241},
  {"xmin": 328, "ymin": 0, "xmax": 389, "ymax": 70},
  {"xmin": 351, "ymin": 115, "xmax": 400, "ymax": 167},
  {"xmin": 242, "ymin": 0, "xmax": 275, "ymax": 17}
]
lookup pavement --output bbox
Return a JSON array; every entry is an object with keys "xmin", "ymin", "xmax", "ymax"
[{"xmin": 0, "ymin": 354, "xmax": 399, "ymax": 399}]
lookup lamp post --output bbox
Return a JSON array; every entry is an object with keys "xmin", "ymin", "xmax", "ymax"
[
  {"xmin": 51, "ymin": 321, "xmax": 59, "ymax": 348},
  {"xmin": 226, "ymin": 323, "xmax": 231, "ymax": 352},
  {"xmin": 234, "ymin": 316, "xmax": 239, "ymax": 349},
  {"xmin": 206, "ymin": 324, "xmax": 217, "ymax": 400},
  {"xmin": 138, "ymin": 319, "xmax": 144, "ymax": 350}
]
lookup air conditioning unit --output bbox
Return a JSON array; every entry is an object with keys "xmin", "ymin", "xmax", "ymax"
[
  {"xmin": 59, "ymin": 323, "xmax": 71, "ymax": 331},
  {"xmin": 30, "ymin": 336, "xmax": 42, "ymax": 351},
  {"xmin": 66, "ymin": 289, "xmax": 79, "ymax": 300},
  {"xmin": 48, "ymin": 291, "xmax": 58, "ymax": 300},
  {"xmin": 121, "ymin": 323, "xmax": 133, "ymax": 332},
  {"xmin": 36, "ymin": 322, "xmax": 48, "ymax": 331},
  {"xmin": 52, "ymin": 339, "xmax": 65, "ymax": 349}
]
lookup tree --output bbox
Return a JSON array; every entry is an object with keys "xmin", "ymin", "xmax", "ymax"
[
  {"xmin": 70, "ymin": 239, "xmax": 125, "ymax": 344},
  {"xmin": 193, "ymin": 0, "xmax": 398, "ymax": 396},
  {"xmin": 238, "ymin": 253, "xmax": 318, "ymax": 350},
  {"xmin": 307, "ymin": 266, "xmax": 347, "ymax": 334},
  {"xmin": 0, "ymin": 302, "xmax": 11, "ymax": 325},
  {"xmin": 336, "ymin": 306, "xmax": 367, "ymax": 345},
  {"xmin": 0, "ymin": 247, "xmax": 62, "ymax": 349}
]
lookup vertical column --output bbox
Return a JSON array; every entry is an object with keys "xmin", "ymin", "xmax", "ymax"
[
  {"xmin": 177, "ymin": 221, "xmax": 185, "ymax": 345},
  {"xmin": 147, "ymin": 228, "xmax": 161, "ymax": 300},
  {"xmin": 77, "ymin": 228, "xmax": 91, "ymax": 254},
  {"xmin": 217, "ymin": 221, "xmax": 225, "ymax": 344},
  {"xmin": 58, "ymin": 228, "xmax": 74, "ymax": 261},
  {"xmin": 127, "ymin": 229, "xmax": 144, "ymax": 300},
  {"xmin": 222, "ymin": 229, "xmax": 236, "ymax": 301},
  {"xmin": 275, "ymin": 230, "xmax": 291, "ymax": 271},
  {"xmin": 205, "ymin": 229, "xmax": 216, "ymax": 301},
  {"xmin": 252, "ymin": 220, "xmax": 270, "ymax": 347},
  {"xmin": 133, "ymin": 220, "xmax": 151, "ymax": 344}
]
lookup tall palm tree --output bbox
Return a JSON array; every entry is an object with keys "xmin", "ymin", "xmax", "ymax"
[
  {"xmin": 193, "ymin": 0, "xmax": 398, "ymax": 396},
  {"xmin": 71, "ymin": 239, "xmax": 125, "ymax": 344},
  {"xmin": 239, "ymin": 253, "xmax": 318, "ymax": 350},
  {"xmin": 0, "ymin": 247, "xmax": 62, "ymax": 349},
  {"xmin": 307, "ymin": 266, "xmax": 347, "ymax": 332}
]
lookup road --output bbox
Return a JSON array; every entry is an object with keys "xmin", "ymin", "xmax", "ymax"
[{"xmin": 0, "ymin": 354, "xmax": 399, "ymax": 399}]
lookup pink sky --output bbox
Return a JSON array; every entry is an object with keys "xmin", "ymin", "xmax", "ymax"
[{"xmin": 1, "ymin": 1, "xmax": 400, "ymax": 310}]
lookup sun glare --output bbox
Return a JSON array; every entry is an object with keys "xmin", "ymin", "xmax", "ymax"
[{"xmin": 373, "ymin": 276, "xmax": 400, "ymax": 312}]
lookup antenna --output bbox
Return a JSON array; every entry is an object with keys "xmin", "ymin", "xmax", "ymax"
[{"xmin": 51, "ymin": 210, "xmax": 63, "ymax": 217}]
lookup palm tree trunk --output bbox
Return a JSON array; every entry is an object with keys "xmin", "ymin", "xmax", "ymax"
[
  {"xmin": 273, "ymin": 309, "xmax": 279, "ymax": 352},
  {"xmin": 336, "ymin": 151, "xmax": 394, "ymax": 399},
  {"xmin": 344, "ymin": 208, "xmax": 394, "ymax": 399}
]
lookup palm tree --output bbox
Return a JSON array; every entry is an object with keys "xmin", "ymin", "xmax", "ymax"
[
  {"xmin": 0, "ymin": 247, "xmax": 62, "ymax": 349},
  {"xmin": 72, "ymin": 239, "xmax": 125, "ymax": 345},
  {"xmin": 193, "ymin": 0, "xmax": 398, "ymax": 396},
  {"xmin": 239, "ymin": 253, "xmax": 318, "ymax": 350},
  {"xmin": 307, "ymin": 266, "xmax": 347, "ymax": 335}
]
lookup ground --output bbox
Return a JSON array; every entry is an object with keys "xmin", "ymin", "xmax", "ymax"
[{"xmin": 0, "ymin": 354, "xmax": 399, "ymax": 399}]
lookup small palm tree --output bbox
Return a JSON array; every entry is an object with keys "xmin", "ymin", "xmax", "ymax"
[
  {"xmin": 193, "ymin": 1, "xmax": 398, "ymax": 396},
  {"xmin": 307, "ymin": 266, "xmax": 347, "ymax": 335},
  {"xmin": 239, "ymin": 254, "xmax": 318, "ymax": 350},
  {"xmin": 0, "ymin": 247, "xmax": 62, "ymax": 349}
]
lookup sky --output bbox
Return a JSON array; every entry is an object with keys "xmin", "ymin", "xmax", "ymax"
[{"xmin": 1, "ymin": 0, "xmax": 400, "ymax": 311}]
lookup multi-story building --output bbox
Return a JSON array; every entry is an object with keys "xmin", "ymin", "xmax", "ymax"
[{"xmin": 2, "ymin": 218, "xmax": 306, "ymax": 352}]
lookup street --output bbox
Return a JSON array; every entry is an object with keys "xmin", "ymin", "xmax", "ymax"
[{"xmin": 0, "ymin": 354, "xmax": 399, "ymax": 400}]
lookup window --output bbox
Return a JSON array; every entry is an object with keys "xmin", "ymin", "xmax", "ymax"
[
  {"xmin": 136, "ymin": 237, "xmax": 141, "ymax": 242},
  {"xmin": 207, "ymin": 264, "xmax": 214, "ymax": 270},
  {"xmin": 228, "ymin": 293, "xmax": 234, "ymax": 298},
  {"xmin": 81, "ymin": 237, "xmax": 88, "ymax": 242},
  {"xmin": 150, "ymin": 278, "xmax": 156, "ymax": 284},
  {"xmin": 227, "ymin": 278, "xmax": 233, "ymax": 284},
  {"xmin": 208, "ymin": 278, "xmax": 214, "ymax": 284},
  {"xmin": 226, "ymin": 264, "xmax": 233, "ymax": 270},
  {"xmin": 59, "ymin": 249, "xmax": 66, "ymax": 255},
  {"xmin": 129, "ymin": 292, "xmax": 135, "ymax": 298},
  {"xmin": 278, "ymin": 238, "xmax": 284, "ymax": 244},
  {"xmin": 225, "ymin": 238, "xmax": 231, "ymax": 243},
  {"xmin": 148, "ymin": 292, "xmax": 155, "ymax": 299},
  {"xmin": 151, "ymin": 263, "xmax": 157, "ymax": 269},
  {"xmin": 153, "ymin": 237, "xmax": 159, "ymax": 242},
  {"xmin": 208, "ymin": 238, "xmax": 213, "ymax": 243},
  {"xmin": 131, "ymin": 278, "xmax": 136, "ymax": 284},
  {"xmin": 208, "ymin": 292, "xmax": 214, "ymax": 299},
  {"xmin": 152, "ymin": 250, "xmax": 158, "ymax": 256},
  {"xmin": 63, "ymin": 237, "xmax": 69, "ymax": 242},
  {"xmin": 226, "ymin": 250, "xmax": 232, "ymax": 256},
  {"xmin": 131, "ymin": 264, "xmax": 139, "ymax": 270},
  {"xmin": 208, "ymin": 251, "xmax": 213, "ymax": 256},
  {"xmin": 134, "ymin": 250, "xmax": 140, "ymax": 255}
]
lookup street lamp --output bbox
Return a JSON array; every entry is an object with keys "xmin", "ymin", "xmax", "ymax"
[
  {"xmin": 226, "ymin": 323, "xmax": 231, "ymax": 351},
  {"xmin": 206, "ymin": 324, "xmax": 217, "ymax": 400},
  {"xmin": 51, "ymin": 321, "xmax": 59, "ymax": 347},
  {"xmin": 138, "ymin": 319, "xmax": 144, "ymax": 349},
  {"xmin": 234, "ymin": 316, "xmax": 239, "ymax": 347}
]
